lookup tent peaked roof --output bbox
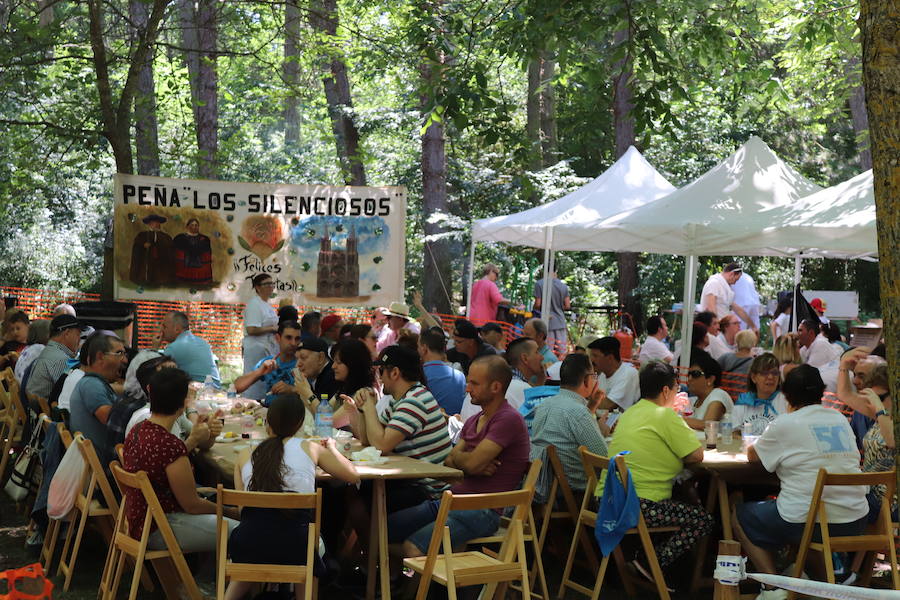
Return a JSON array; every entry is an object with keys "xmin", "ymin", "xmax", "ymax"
[
  {"xmin": 755, "ymin": 169, "xmax": 876, "ymax": 259},
  {"xmin": 589, "ymin": 136, "xmax": 824, "ymax": 256},
  {"xmin": 472, "ymin": 145, "xmax": 676, "ymax": 249}
]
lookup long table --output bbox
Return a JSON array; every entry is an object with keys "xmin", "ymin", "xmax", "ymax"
[{"xmin": 206, "ymin": 414, "xmax": 463, "ymax": 600}]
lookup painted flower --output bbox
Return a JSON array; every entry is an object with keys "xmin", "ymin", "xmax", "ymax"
[{"xmin": 238, "ymin": 216, "xmax": 285, "ymax": 259}]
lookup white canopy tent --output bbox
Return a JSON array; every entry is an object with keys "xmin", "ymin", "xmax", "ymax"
[{"xmin": 468, "ymin": 145, "xmax": 676, "ymax": 325}]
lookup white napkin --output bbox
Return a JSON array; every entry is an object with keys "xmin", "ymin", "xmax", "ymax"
[{"xmin": 351, "ymin": 446, "xmax": 388, "ymax": 464}]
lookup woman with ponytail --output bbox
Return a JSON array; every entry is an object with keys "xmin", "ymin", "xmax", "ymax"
[{"xmin": 226, "ymin": 393, "xmax": 359, "ymax": 600}]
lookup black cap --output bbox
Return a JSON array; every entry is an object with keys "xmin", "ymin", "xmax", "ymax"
[
  {"xmin": 51, "ymin": 314, "xmax": 85, "ymax": 335},
  {"xmin": 142, "ymin": 214, "xmax": 167, "ymax": 224},
  {"xmin": 453, "ymin": 319, "xmax": 479, "ymax": 339},
  {"xmin": 480, "ymin": 322, "xmax": 502, "ymax": 334},
  {"xmin": 297, "ymin": 338, "xmax": 328, "ymax": 354},
  {"xmin": 374, "ymin": 345, "xmax": 422, "ymax": 372},
  {"xmin": 724, "ymin": 262, "xmax": 743, "ymax": 273}
]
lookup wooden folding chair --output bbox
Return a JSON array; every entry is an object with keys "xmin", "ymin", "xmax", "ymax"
[
  {"xmin": 215, "ymin": 484, "xmax": 322, "ymax": 600},
  {"xmin": 27, "ymin": 393, "xmax": 51, "ymax": 418},
  {"xmin": 404, "ymin": 487, "xmax": 535, "ymax": 600},
  {"xmin": 99, "ymin": 462, "xmax": 202, "ymax": 600},
  {"xmin": 39, "ymin": 418, "xmax": 74, "ymax": 568},
  {"xmin": 0, "ymin": 368, "xmax": 28, "ymax": 482},
  {"xmin": 56, "ymin": 434, "xmax": 120, "ymax": 591},
  {"xmin": 558, "ymin": 447, "xmax": 677, "ymax": 600},
  {"xmin": 536, "ymin": 445, "xmax": 599, "ymax": 570},
  {"xmin": 467, "ymin": 459, "xmax": 548, "ymax": 600},
  {"xmin": 788, "ymin": 468, "xmax": 900, "ymax": 599}
]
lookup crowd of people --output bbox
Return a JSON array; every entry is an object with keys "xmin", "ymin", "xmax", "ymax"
[{"xmin": 0, "ymin": 260, "xmax": 890, "ymax": 600}]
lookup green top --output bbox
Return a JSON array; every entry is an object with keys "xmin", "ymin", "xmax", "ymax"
[{"xmin": 597, "ymin": 399, "xmax": 700, "ymax": 502}]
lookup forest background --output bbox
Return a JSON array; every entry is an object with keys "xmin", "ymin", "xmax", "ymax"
[{"xmin": 0, "ymin": 0, "xmax": 883, "ymax": 338}]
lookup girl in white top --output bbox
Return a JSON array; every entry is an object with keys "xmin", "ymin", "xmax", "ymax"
[
  {"xmin": 228, "ymin": 393, "xmax": 359, "ymax": 600},
  {"xmin": 769, "ymin": 296, "xmax": 793, "ymax": 342},
  {"xmin": 241, "ymin": 274, "xmax": 280, "ymax": 400},
  {"xmin": 683, "ymin": 350, "xmax": 734, "ymax": 430}
]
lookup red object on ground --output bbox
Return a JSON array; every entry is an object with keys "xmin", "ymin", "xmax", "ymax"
[{"xmin": 0, "ymin": 563, "xmax": 54, "ymax": 600}]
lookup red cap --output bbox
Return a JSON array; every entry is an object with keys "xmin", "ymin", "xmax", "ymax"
[
  {"xmin": 320, "ymin": 314, "xmax": 342, "ymax": 333},
  {"xmin": 810, "ymin": 298, "xmax": 826, "ymax": 312}
]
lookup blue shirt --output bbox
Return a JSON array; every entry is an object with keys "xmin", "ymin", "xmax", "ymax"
[
  {"xmin": 69, "ymin": 372, "xmax": 118, "ymax": 463},
  {"xmin": 423, "ymin": 360, "xmax": 466, "ymax": 415},
  {"xmin": 163, "ymin": 330, "xmax": 220, "ymax": 384},
  {"xmin": 254, "ymin": 355, "xmax": 297, "ymax": 406}
]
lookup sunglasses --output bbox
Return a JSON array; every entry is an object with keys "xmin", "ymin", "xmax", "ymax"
[
  {"xmin": 688, "ymin": 369, "xmax": 705, "ymax": 378},
  {"xmin": 756, "ymin": 369, "xmax": 780, "ymax": 379}
]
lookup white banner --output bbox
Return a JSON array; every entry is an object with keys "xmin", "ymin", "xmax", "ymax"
[{"xmin": 113, "ymin": 174, "xmax": 406, "ymax": 306}]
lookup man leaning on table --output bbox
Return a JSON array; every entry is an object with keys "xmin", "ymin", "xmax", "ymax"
[
  {"xmin": 233, "ymin": 320, "xmax": 301, "ymax": 406},
  {"xmin": 387, "ymin": 354, "xmax": 530, "ymax": 557}
]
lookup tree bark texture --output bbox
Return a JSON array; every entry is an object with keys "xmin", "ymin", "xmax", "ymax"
[
  {"xmin": 309, "ymin": 0, "xmax": 366, "ymax": 186},
  {"xmin": 130, "ymin": 0, "xmax": 161, "ymax": 176},
  {"xmin": 612, "ymin": 27, "xmax": 642, "ymax": 335},
  {"xmin": 283, "ymin": 0, "xmax": 301, "ymax": 146},
  {"xmin": 847, "ymin": 56, "xmax": 873, "ymax": 171},
  {"xmin": 859, "ymin": 0, "xmax": 900, "ymax": 495},
  {"xmin": 422, "ymin": 115, "xmax": 452, "ymax": 315},
  {"xmin": 181, "ymin": 0, "xmax": 218, "ymax": 179},
  {"xmin": 526, "ymin": 47, "xmax": 558, "ymax": 170}
]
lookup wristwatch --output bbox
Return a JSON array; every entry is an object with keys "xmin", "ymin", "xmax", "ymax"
[{"xmin": 875, "ymin": 409, "xmax": 889, "ymax": 419}]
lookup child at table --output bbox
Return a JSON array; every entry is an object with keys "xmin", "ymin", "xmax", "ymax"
[{"xmin": 227, "ymin": 393, "xmax": 360, "ymax": 600}]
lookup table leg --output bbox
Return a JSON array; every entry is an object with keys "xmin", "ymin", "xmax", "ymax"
[
  {"xmin": 366, "ymin": 479, "xmax": 391, "ymax": 600},
  {"xmin": 718, "ymin": 477, "xmax": 733, "ymax": 540},
  {"xmin": 690, "ymin": 473, "xmax": 721, "ymax": 593},
  {"xmin": 366, "ymin": 482, "xmax": 380, "ymax": 600}
]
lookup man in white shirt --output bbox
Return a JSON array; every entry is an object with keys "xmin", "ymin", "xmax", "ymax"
[
  {"xmin": 700, "ymin": 263, "xmax": 755, "ymax": 332},
  {"xmin": 797, "ymin": 319, "xmax": 840, "ymax": 368},
  {"xmin": 731, "ymin": 272, "xmax": 761, "ymax": 331},
  {"xmin": 639, "ymin": 315, "xmax": 673, "ymax": 364},
  {"xmin": 696, "ymin": 311, "xmax": 731, "ymax": 360},
  {"xmin": 588, "ymin": 337, "xmax": 639, "ymax": 410}
]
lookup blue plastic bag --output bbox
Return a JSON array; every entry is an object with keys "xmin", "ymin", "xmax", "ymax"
[{"xmin": 594, "ymin": 451, "xmax": 640, "ymax": 556}]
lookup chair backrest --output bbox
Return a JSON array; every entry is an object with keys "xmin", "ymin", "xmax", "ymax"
[
  {"xmin": 217, "ymin": 486, "xmax": 321, "ymax": 511},
  {"xmin": 75, "ymin": 434, "xmax": 120, "ymax": 513},
  {"xmin": 114, "ymin": 443, "xmax": 125, "ymax": 464},
  {"xmin": 546, "ymin": 445, "xmax": 578, "ymax": 499},
  {"xmin": 579, "ymin": 445, "xmax": 626, "ymax": 492},
  {"xmin": 58, "ymin": 422, "xmax": 73, "ymax": 448},
  {"xmin": 110, "ymin": 462, "xmax": 176, "ymax": 548},
  {"xmin": 810, "ymin": 468, "xmax": 896, "ymax": 533},
  {"xmin": 0, "ymin": 368, "xmax": 27, "ymax": 429}
]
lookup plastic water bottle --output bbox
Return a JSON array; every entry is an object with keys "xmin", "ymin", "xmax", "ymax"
[
  {"xmin": 315, "ymin": 397, "xmax": 333, "ymax": 439},
  {"xmin": 719, "ymin": 413, "xmax": 733, "ymax": 447},
  {"xmin": 197, "ymin": 375, "xmax": 216, "ymax": 412},
  {"xmin": 227, "ymin": 384, "xmax": 237, "ymax": 400}
]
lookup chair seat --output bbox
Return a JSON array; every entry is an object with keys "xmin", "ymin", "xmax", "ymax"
[
  {"xmin": 404, "ymin": 551, "xmax": 523, "ymax": 586},
  {"xmin": 226, "ymin": 562, "xmax": 309, "ymax": 583},
  {"xmin": 809, "ymin": 535, "xmax": 895, "ymax": 553}
]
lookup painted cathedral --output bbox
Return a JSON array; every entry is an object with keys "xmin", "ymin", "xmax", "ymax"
[{"xmin": 316, "ymin": 223, "xmax": 360, "ymax": 297}]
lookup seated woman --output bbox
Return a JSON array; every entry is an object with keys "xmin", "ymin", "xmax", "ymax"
[
  {"xmin": 683, "ymin": 350, "xmax": 733, "ymax": 430},
  {"xmin": 734, "ymin": 365, "xmax": 868, "ymax": 599},
  {"xmin": 731, "ymin": 353, "xmax": 788, "ymax": 434},
  {"xmin": 601, "ymin": 362, "xmax": 713, "ymax": 578},
  {"xmin": 772, "ymin": 334, "xmax": 801, "ymax": 379},
  {"xmin": 227, "ymin": 393, "xmax": 359, "ymax": 600},
  {"xmin": 718, "ymin": 329, "xmax": 756, "ymax": 376},
  {"xmin": 123, "ymin": 367, "xmax": 238, "ymax": 552},
  {"xmin": 349, "ymin": 323, "xmax": 379, "ymax": 360}
]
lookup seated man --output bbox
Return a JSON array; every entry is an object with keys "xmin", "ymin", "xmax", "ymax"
[
  {"xmin": 522, "ymin": 317, "xmax": 559, "ymax": 368},
  {"xmin": 388, "ymin": 355, "xmax": 530, "ymax": 556},
  {"xmin": 418, "ymin": 328, "xmax": 466, "ymax": 416},
  {"xmin": 601, "ymin": 362, "xmax": 713, "ymax": 575},
  {"xmin": 589, "ymin": 337, "xmax": 640, "ymax": 411},
  {"xmin": 26, "ymin": 314, "xmax": 84, "ymax": 400},
  {"xmin": 291, "ymin": 337, "xmax": 337, "ymax": 406},
  {"xmin": 479, "ymin": 322, "xmax": 505, "ymax": 352},
  {"xmin": 69, "ymin": 333, "xmax": 129, "ymax": 464},
  {"xmin": 346, "ymin": 345, "xmax": 452, "ymax": 512},
  {"xmin": 696, "ymin": 311, "xmax": 730, "ymax": 360},
  {"xmin": 798, "ymin": 319, "xmax": 841, "ymax": 369},
  {"xmin": 157, "ymin": 310, "xmax": 220, "ymax": 384},
  {"xmin": 639, "ymin": 315, "xmax": 673, "ymax": 365},
  {"xmin": 234, "ymin": 320, "xmax": 301, "ymax": 406},
  {"xmin": 446, "ymin": 318, "xmax": 497, "ymax": 375},
  {"xmin": 531, "ymin": 353, "xmax": 607, "ymax": 491}
]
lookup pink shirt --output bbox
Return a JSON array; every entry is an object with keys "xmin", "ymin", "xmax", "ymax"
[{"xmin": 470, "ymin": 278, "xmax": 503, "ymax": 326}]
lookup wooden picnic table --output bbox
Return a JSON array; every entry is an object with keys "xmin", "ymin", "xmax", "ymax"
[{"xmin": 205, "ymin": 413, "xmax": 463, "ymax": 600}]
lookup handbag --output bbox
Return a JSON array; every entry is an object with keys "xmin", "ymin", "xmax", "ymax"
[
  {"xmin": 3, "ymin": 418, "xmax": 43, "ymax": 503},
  {"xmin": 46, "ymin": 437, "xmax": 85, "ymax": 520}
]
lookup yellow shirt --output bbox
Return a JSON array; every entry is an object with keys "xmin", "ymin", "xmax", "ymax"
[{"xmin": 597, "ymin": 399, "xmax": 700, "ymax": 502}]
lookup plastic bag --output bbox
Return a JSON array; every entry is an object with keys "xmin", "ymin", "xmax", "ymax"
[
  {"xmin": 595, "ymin": 451, "xmax": 639, "ymax": 557},
  {"xmin": 3, "ymin": 419, "xmax": 43, "ymax": 502},
  {"xmin": 46, "ymin": 438, "xmax": 85, "ymax": 520},
  {"xmin": 0, "ymin": 563, "xmax": 53, "ymax": 600}
]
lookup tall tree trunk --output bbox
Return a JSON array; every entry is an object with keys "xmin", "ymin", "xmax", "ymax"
[
  {"xmin": 859, "ymin": 0, "xmax": 900, "ymax": 495},
  {"xmin": 180, "ymin": 0, "xmax": 218, "ymax": 179},
  {"xmin": 847, "ymin": 57, "xmax": 873, "ymax": 170},
  {"xmin": 309, "ymin": 0, "xmax": 366, "ymax": 186},
  {"xmin": 612, "ymin": 28, "xmax": 642, "ymax": 335},
  {"xmin": 130, "ymin": 0, "xmax": 160, "ymax": 176},
  {"xmin": 283, "ymin": 0, "xmax": 301, "ymax": 146},
  {"xmin": 526, "ymin": 47, "xmax": 558, "ymax": 170}
]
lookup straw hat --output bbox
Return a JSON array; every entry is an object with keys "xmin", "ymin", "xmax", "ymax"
[{"xmin": 385, "ymin": 302, "xmax": 411, "ymax": 320}]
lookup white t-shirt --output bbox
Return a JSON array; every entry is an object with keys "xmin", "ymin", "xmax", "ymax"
[
  {"xmin": 639, "ymin": 336, "xmax": 673, "ymax": 365},
  {"xmin": 700, "ymin": 273, "xmax": 734, "ymax": 318},
  {"xmin": 732, "ymin": 274, "xmax": 760, "ymax": 330},
  {"xmin": 599, "ymin": 362, "xmax": 640, "ymax": 410},
  {"xmin": 731, "ymin": 392, "xmax": 789, "ymax": 433},
  {"xmin": 546, "ymin": 361, "xmax": 562, "ymax": 380},
  {"xmin": 772, "ymin": 313, "xmax": 791, "ymax": 339},
  {"xmin": 706, "ymin": 333, "xmax": 731, "ymax": 360},
  {"xmin": 241, "ymin": 437, "xmax": 315, "ymax": 493},
  {"xmin": 242, "ymin": 294, "xmax": 279, "ymax": 357},
  {"xmin": 126, "ymin": 407, "xmax": 192, "ymax": 440},
  {"xmin": 694, "ymin": 388, "xmax": 734, "ymax": 420},
  {"xmin": 57, "ymin": 369, "xmax": 86, "ymax": 411},
  {"xmin": 753, "ymin": 404, "xmax": 867, "ymax": 524},
  {"xmin": 800, "ymin": 334, "xmax": 841, "ymax": 369}
]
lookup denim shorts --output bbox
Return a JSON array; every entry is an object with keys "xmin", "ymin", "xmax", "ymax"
[
  {"xmin": 736, "ymin": 499, "xmax": 866, "ymax": 551},
  {"xmin": 387, "ymin": 499, "xmax": 500, "ymax": 553}
]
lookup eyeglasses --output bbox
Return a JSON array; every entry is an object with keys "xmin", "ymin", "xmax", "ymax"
[
  {"xmin": 105, "ymin": 350, "xmax": 126, "ymax": 357},
  {"xmin": 688, "ymin": 369, "xmax": 705, "ymax": 378},
  {"xmin": 756, "ymin": 370, "xmax": 780, "ymax": 379}
]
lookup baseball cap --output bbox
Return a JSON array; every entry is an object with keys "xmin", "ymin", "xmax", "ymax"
[
  {"xmin": 297, "ymin": 338, "xmax": 328, "ymax": 354},
  {"xmin": 374, "ymin": 345, "xmax": 422, "ymax": 372},
  {"xmin": 51, "ymin": 314, "xmax": 86, "ymax": 335},
  {"xmin": 480, "ymin": 322, "xmax": 502, "ymax": 335},
  {"xmin": 452, "ymin": 319, "xmax": 479, "ymax": 339},
  {"xmin": 320, "ymin": 314, "xmax": 342, "ymax": 333},
  {"xmin": 810, "ymin": 298, "xmax": 827, "ymax": 312}
]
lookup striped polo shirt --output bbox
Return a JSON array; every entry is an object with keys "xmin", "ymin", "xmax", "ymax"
[{"xmin": 380, "ymin": 383, "xmax": 452, "ymax": 493}]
